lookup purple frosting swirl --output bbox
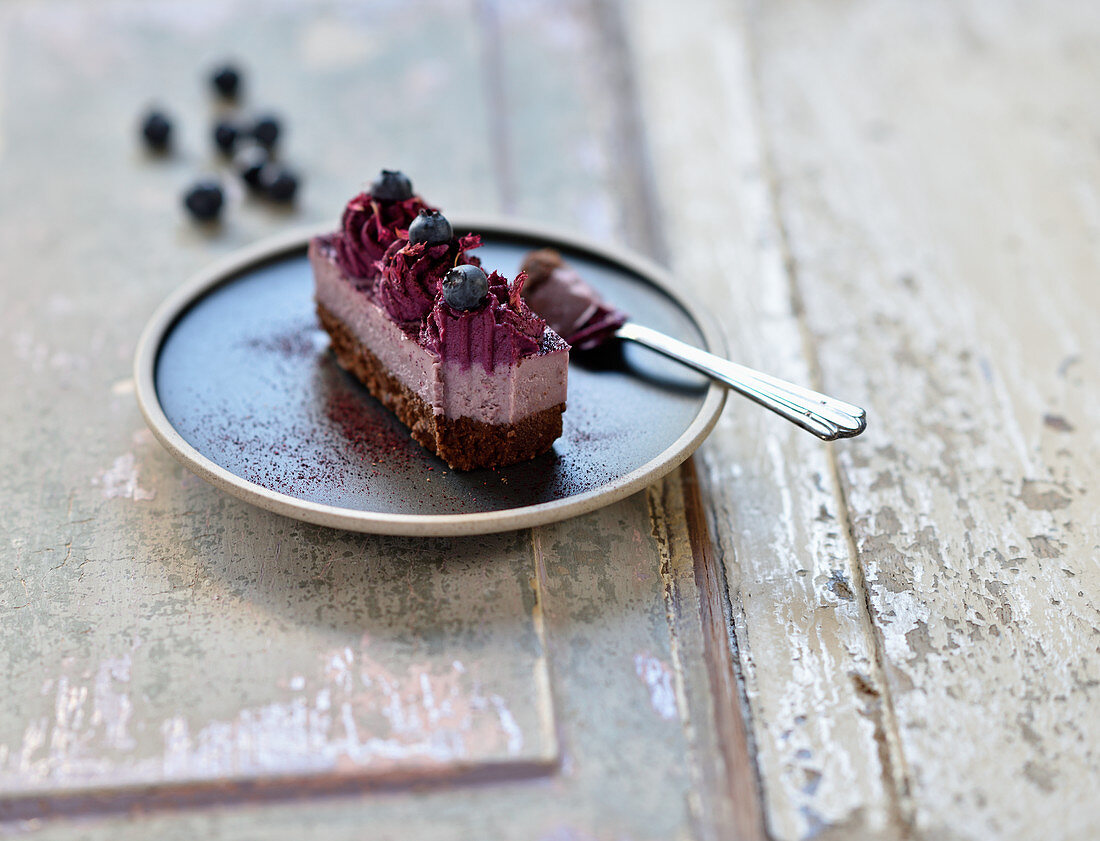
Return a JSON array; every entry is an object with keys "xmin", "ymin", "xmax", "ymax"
[
  {"xmin": 377, "ymin": 233, "xmax": 483, "ymax": 326},
  {"xmin": 329, "ymin": 189, "xmax": 552, "ymax": 370},
  {"xmin": 334, "ymin": 191, "xmax": 429, "ymax": 281},
  {"xmin": 423, "ymin": 271, "xmax": 547, "ymax": 372}
]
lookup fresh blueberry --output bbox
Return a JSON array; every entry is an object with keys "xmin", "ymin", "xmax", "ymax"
[
  {"xmin": 408, "ymin": 209, "xmax": 452, "ymax": 246},
  {"xmin": 442, "ymin": 265, "xmax": 489, "ymax": 311},
  {"xmin": 369, "ymin": 169, "xmax": 413, "ymax": 202},
  {"xmin": 260, "ymin": 165, "xmax": 299, "ymax": 203},
  {"xmin": 211, "ymin": 64, "xmax": 242, "ymax": 99},
  {"xmin": 213, "ymin": 118, "xmax": 240, "ymax": 155},
  {"xmin": 251, "ymin": 114, "xmax": 281, "ymax": 149},
  {"xmin": 183, "ymin": 179, "xmax": 224, "ymax": 221},
  {"xmin": 140, "ymin": 109, "xmax": 172, "ymax": 151},
  {"xmin": 233, "ymin": 144, "xmax": 269, "ymax": 189}
]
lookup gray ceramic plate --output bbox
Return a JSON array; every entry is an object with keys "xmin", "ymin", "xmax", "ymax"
[{"xmin": 134, "ymin": 218, "xmax": 726, "ymax": 535}]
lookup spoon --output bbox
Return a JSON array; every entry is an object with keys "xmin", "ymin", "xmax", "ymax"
[
  {"xmin": 521, "ymin": 249, "xmax": 867, "ymax": 441},
  {"xmin": 615, "ymin": 321, "xmax": 865, "ymax": 440}
]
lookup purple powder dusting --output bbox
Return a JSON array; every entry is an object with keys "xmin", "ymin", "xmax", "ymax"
[
  {"xmin": 186, "ymin": 373, "xmax": 433, "ymax": 503},
  {"xmin": 323, "ymin": 387, "xmax": 426, "ymax": 467},
  {"xmin": 175, "ymin": 337, "xmax": 624, "ymax": 509},
  {"xmin": 242, "ymin": 318, "xmax": 321, "ymax": 358}
]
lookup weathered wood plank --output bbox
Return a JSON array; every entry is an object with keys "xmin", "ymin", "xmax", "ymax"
[
  {"xmin": 9, "ymin": 492, "xmax": 733, "ymax": 841},
  {"xmin": 0, "ymin": 0, "xmax": 558, "ymax": 810},
  {"xmin": 677, "ymin": 459, "xmax": 768, "ymax": 841},
  {"xmin": 630, "ymin": 3, "xmax": 904, "ymax": 839},
  {"xmin": 748, "ymin": 1, "xmax": 1100, "ymax": 839},
  {"xmin": 498, "ymin": 2, "xmax": 756, "ymax": 837},
  {"xmin": 0, "ymin": 0, "xmax": 750, "ymax": 837}
]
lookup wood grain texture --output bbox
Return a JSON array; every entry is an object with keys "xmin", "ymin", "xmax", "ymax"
[
  {"xmin": 630, "ymin": 3, "xmax": 904, "ymax": 838},
  {"xmin": 681, "ymin": 459, "xmax": 768, "ymax": 841},
  {"xmin": 752, "ymin": 2, "xmax": 1100, "ymax": 838},
  {"xmin": 0, "ymin": 0, "xmax": 557, "ymax": 810},
  {"xmin": 0, "ymin": 0, "xmax": 747, "ymax": 838},
  {"xmin": 636, "ymin": 0, "xmax": 1100, "ymax": 839}
]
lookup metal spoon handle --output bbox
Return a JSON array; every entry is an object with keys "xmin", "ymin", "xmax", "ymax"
[{"xmin": 615, "ymin": 322, "xmax": 867, "ymax": 441}]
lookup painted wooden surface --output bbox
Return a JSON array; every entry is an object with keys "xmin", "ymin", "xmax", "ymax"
[
  {"xmin": 630, "ymin": 5, "xmax": 903, "ymax": 838},
  {"xmin": 2, "ymin": 0, "xmax": 1099, "ymax": 839},
  {"xmin": 0, "ymin": 1, "xmax": 755, "ymax": 839},
  {"xmin": 633, "ymin": 1, "xmax": 1100, "ymax": 839},
  {"xmin": 752, "ymin": 3, "xmax": 1100, "ymax": 838}
]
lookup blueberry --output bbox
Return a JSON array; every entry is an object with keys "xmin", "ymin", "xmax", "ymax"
[
  {"xmin": 260, "ymin": 165, "xmax": 299, "ymax": 203},
  {"xmin": 211, "ymin": 64, "xmax": 242, "ymax": 99},
  {"xmin": 233, "ymin": 144, "xmax": 269, "ymax": 189},
  {"xmin": 442, "ymin": 265, "xmax": 489, "ymax": 311},
  {"xmin": 408, "ymin": 209, "xmax": 452, "ymax": 247},
  {"xmin": 251, "ymin": 114, "xmax": 281, "ymax": 149},
  {"xmin": 183, "ymin": 180, "xmax": 224, "ymax": 221},
  {"xmin": 369, "ymin": 169, "xmax": 413, "ymax": 202},
  {"xmin": 140, "ymin": 109, "xmax": 172, "ymax": 151},
  {"xmin": 213, "ymin": 118, "xmax": 240, "ymax": 155}
]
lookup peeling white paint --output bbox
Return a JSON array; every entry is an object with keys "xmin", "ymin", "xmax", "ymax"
[
  {"xmin": 633, "ymin": 653, "xmax": 677, "ymax": 721},
  {"xmin": 91, "ymin": 656, "xmax": 134, "ymax": 752},
  {"xmin": 4, "ymin": 649, "xmax": 531, "ymax": 791},
  {"xmin": 92, "ymin": 452, "xmax": 154, "ymax": 501},
  {"xmin": 110, "ymin": 378, "xmax": 134, "ymax": 396},
  {"xmin": 489, "ymin": 694, "xmax": 524, "ymax": 754},
  {"xmin": 631, "ymin": 3, "xmax": 901, "ymax": 836}
]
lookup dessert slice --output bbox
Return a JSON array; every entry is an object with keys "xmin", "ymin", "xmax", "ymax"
[{"xmin": 311, "ymin": 171, "xmax": 569, "ymax": 471}]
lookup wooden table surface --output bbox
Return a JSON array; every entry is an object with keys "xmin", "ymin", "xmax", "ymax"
[{"xmin": 1, "ymin": 1, "xmax": 1097, "ymax": 839}]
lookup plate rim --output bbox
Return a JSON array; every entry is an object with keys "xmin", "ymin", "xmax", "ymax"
[{"xmin": 133, "ymin": 217, "xmax": 727, "ymax": 536}]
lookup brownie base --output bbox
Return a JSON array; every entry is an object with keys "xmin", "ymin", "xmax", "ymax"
[{"xmin": 318, "ymin": 302, "xmax": 564, "ymax": 471}]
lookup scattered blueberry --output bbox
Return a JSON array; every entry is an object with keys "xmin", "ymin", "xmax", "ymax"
[
  {"xmin": 370, "ymin": 169, "xmax": 413, "ymax": 202},
  {"xmin": 183, "ymin": 179, "xmax": 224, "ymax": 221},
  {"xmin": 137, "ymin": 66, "xmax": 312, "ymax": 223},
  {"xmin": 233, "ymin": 144, "xmax": 269, "ymax": 189},
  {"xmin": 442, "ymin": 265, "xmax": 489, "ymax": 311},
  {"xmin": 140, "ymin": 109, "xmax": 172, "ymax": 151},
  {"xmin": 213, "ymin": 118, "xmax": 240, "ymax": 155},
  {"xmin": 251, "ymin": 114, "xmax": 281, "ymax": 149},
  {"xmin": 260, "ymin": 165, "xmax": 299, "ymax": 203},
  {"xmin": 211, "ymin": 64, "xmax": 242, "ymax": 100},
  {"xmin": 408, "ymin": 209, "xmax": 452, "ymax": 247}
]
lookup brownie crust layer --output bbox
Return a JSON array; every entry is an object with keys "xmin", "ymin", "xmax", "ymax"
[{"xmin": 318, "ymin": 302, "xmax": 564, "ymax": 471}]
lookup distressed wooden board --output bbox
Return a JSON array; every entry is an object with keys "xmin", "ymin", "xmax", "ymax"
[
  {"xmin": 751, "ymin": 2, "xmax": 1100, "ymax": 838},
  {"xmin": 630, "ymin": 3, "xmax": 902, "ymax": 839},
  {"xmin": 0, "ymin": 0, "xmax": 557, "ymax": 808},
  {"xmin": 629, "ymin": 0, "xmax": 1100, "ymax": 839},
  {"xmin": 635, "ymin": 0, "xmax": 1100, "ymax": 839},
  {"xmin": 7, "ymin": 489, "xmax": 749, "ymax": 841},
  {"xmin": 0, "ymin": 0, "xmax": 754, "ymax": 838}
]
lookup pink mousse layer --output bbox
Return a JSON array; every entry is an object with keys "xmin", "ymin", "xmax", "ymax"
[{"xmin": 310, "ymin": 240, "xmax": 568, "ymax": 425}]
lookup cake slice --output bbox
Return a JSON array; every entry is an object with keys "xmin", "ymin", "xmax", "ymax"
[{"xmin": 311, "ymin": 171, "xmax": 569, "ymax": 471}]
